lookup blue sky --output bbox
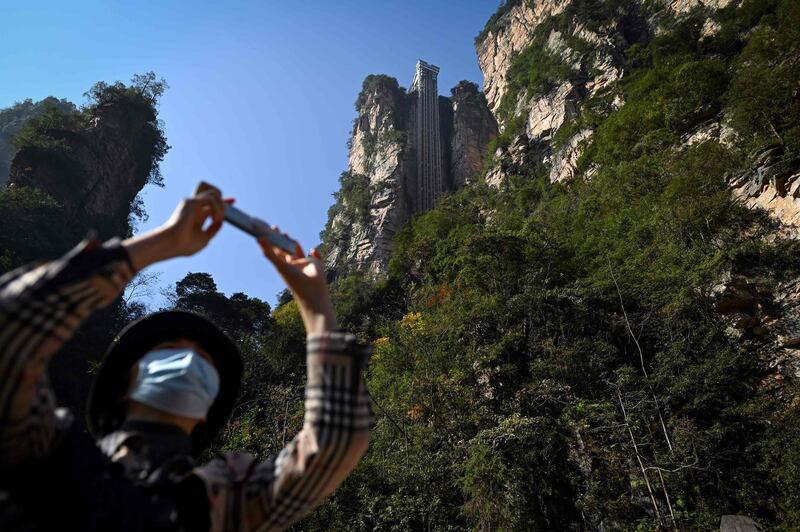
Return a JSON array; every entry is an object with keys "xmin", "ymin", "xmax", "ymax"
[{"xmin": 1, "ymin": 0, "xmax": 499, "ymax": 308}]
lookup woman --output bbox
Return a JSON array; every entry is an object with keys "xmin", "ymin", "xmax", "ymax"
[{"xmin": 0, "ymin": 183, "xmax": 371, "ymax": 531}]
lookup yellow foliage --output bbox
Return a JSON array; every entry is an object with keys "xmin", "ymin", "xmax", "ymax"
[
  {"xmin": 373, "ymin": 336, "xmax": 390, "ymax": 348},
  {"xmin": 400, "ymin": 311, "xmax": 423, "ymax": 330}
]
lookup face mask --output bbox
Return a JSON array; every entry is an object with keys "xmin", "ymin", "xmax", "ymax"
[{"xmin": 129, "ymin": 348, "xmax": 220, "ymax": 420}]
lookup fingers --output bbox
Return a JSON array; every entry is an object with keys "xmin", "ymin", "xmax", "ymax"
[
  {"xmin": 258, "ymin": 231, "xmax": 309, "ymax": 270},
  {"xmin": 193, "ymin": 182, "xmax": 225, "ymax": 221},
  {"xmin": 195, "ymin": 192, "xmax": 225, "ymax": 226},
  {"xmin": 195, "ymin": 181, "xmax": 220, "ymax": 196},
  {"xmin": 266, "ymin": 224, "xmax": 303, "ymax": 257},
  {"xmin": 258, "ymin": 237, "xmax": 296, "ymax": 278},
  {"xmin": 258, "ymin": 236, "xmax": 291, "ymax": 264},
  {"xmin": 276, "ymin": 226, "xmax": 304, "ymax": 258},
  {"xmin": 258, "ymin": 236, "xmax": 277, "ymax": 259},
  {"xmin": 309, "ymin": 248, "xmax": 327, "ymax": 276}
]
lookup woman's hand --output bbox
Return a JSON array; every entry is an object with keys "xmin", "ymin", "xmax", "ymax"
[
  {"xmin": 259, "ymin": 232, "xmax": 338, "ymax": 335},
  {"xmin": 161, "ymin": 182, "xmax": 227, "ymax": 257},
  {"xmin": 123, "ymin": 182, "xmax": 230, "ymax": 272}
]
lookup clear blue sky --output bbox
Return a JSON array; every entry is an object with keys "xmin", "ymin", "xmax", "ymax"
[{"xmin": 1, "ymin": 0, "xmax": 499, "ymax": 308}]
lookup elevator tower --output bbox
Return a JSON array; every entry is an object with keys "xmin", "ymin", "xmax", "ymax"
[{"xmin": 409, "ymin": 60, "xmax": 444, "ymax": 212}]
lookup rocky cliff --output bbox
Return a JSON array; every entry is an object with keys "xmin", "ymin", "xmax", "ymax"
[
  {"xmin": 323, "ymin": 76, "xmax": 412, "ymax": 278},
  {"xmin": 0, "ymin": 76, "xmax": 168, "ymax": 414},
  {"xmin": 476, "ymin": 0, "xmax": 735, "ymax": 116},
  {"xmin": 476, "ymin": 0, "xmax": 571, "ymax": 114},
  {"xmin": 476, "ymin": 0, "xmax": 800, "ymax": 229},
  {"xmin": 477, "ymin": 0, "xmax": 640, "ymax": 186},
  {"xmin": 450, "ymin": 81, "xmax": 499, "ymax": 188},
  {"xmin": 4, "ymin": 76, "xmax": 168, "ymax": 241},
  {"xmin": 322, "ymin": 73, "xmax": 497, "ymax": 278},
  {"xmin": 475, "ymin": 0, "xmax": 800, "ymax": 351},
  {"xmin": 461, "ymin": 2, "xmax": 799, "ymax": 528}
]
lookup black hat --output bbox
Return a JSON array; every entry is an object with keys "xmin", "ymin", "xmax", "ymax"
[{"xmin": 87, "ymin": 310, "xmax": 243, "ymax": 455}]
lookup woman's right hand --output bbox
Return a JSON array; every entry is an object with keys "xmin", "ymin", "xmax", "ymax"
[{"xmin": 258, "ymin": 234, "xmax": 338, "ymax": 335}]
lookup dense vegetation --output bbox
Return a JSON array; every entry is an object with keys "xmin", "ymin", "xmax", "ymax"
[
  {"xmin": 355, "ymin": 74, "xmax": 403, "ymax": 112},
  {"xmin": 297, "ymin": 0, "xmax": 800, "ymax": 529},
  {"xmin": 0, "ymin": 97, "xmax": 76, "ymax": 184}
]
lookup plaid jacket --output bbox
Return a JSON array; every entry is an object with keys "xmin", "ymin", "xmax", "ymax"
[{"xmin": 0, "ymin": 239, "xmax": 372, "ymax": 531}]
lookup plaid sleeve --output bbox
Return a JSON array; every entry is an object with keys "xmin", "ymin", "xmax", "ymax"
[
  {"xmin": 193, "ymin": 331, "xmax": 373, "ymax": 532},
  {"xmin": 0, "ymin": 239, "xmax": 134, "ymax": 467}
]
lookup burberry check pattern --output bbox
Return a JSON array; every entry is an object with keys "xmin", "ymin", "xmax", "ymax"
[
  {"xmin": 0, "ymin": 239, "xmax": 134, "ymax": 465},
  {"xmin": 195, "ymin": 333, "xmax": 372, "ymax": 531},
  {"xmin": 0, "ymin": 240, "xmax": 373, "ymax": 531}
]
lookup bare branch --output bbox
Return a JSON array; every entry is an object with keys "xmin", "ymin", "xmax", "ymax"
[
  {"xmin": 123, "ymin": 270, "xmax": 162, "ymax": 305},
  {"xmin": 616, "ymin": 387, "xmax": 663, "ymax": 526},
  {"xmin": 609, "ymin": 260, "xmax": 675, "ymax": 454}
]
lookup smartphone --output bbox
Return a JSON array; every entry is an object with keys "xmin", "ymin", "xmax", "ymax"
[{"xmin": 224, "ymin": 204, "xmax": 299, "ymax": 255}]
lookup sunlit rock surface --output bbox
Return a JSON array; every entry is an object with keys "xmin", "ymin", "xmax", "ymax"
[{"xmin": 324, "ymin": 75, "xmax": 496, "ymax": 278}]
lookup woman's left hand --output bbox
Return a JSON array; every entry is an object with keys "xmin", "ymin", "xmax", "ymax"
[
  {"xmin": 123, "ymin": 182, "xmax": 232, "ymax": 271},
  {"xmin": 161, "ymin": 182, "xmax": 227, "ymax": 257}
]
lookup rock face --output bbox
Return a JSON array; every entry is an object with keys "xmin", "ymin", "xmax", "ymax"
[
  {"xmin": 549, "ymin": 128, "xmax": 593, "ymax": 183},
  {"xmin": 680, "ymin": 118, "xmax": 800, "ymax": 233},
  {"xmin": 473, "ymin": 0, "xmax": 638, "ymax": 187},
  {"xmin": 475, "ymin": 0, "xmax": 570, "ymax": 113},
  {"xmin": 450, "ymin": 81, "xmax": 498, "ymax": 187},
  {"xmin": 730, "ymin": 145, "xmax": 800, "ymax": 233},
  {"xmin": 475, "ymin": 0, "xmax": 736, "ymax": 116},
  {"xmin": 523, "ymin": 81, "xmax": 581, "ymax": 141},
  {"xmin": 324, "ymin": 76, "xmax": 412, "ymax": 278},
  {"xmin": 324, "ymin": 72, "xmax": 496, "ymax": 278},
  {"xmin": 669, "ymin": 0, "xmax": 738, "ymax": 14},
  {"xmin": 719, "ymin": 515, "xmax": 765, "ymax": 532},
  {"xmin": 474, "ymin": 0, "xmax": 800, "ymax": 233},
  {"xmin": 9, "ymin": 97, "xmax": 162, "ymax": 238},
  {"xmin": 471, "ymin": 0, "xmax": 800, "ymax": 398}
]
